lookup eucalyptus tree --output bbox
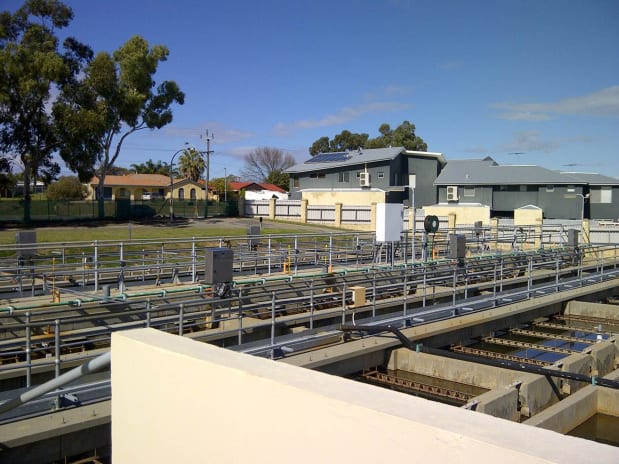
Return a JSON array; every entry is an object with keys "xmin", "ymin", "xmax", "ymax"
[
  {"xmin": 177, "ymin": 147, "xmax": 204, "ymax": 182},
  {"xmin": 308, "ymin": 120, "xmax": 427, "ymax": 155},
  {"xmin": 0, "ymin": 0, "xmax": 91, "ymax": 222},
  {"xmin": 365, "ymin": 121, "xmax": 427, "ymax": 151},
  {"xmin": 54, "ymin": 35, "xmax": 185, "ymax": 218}
]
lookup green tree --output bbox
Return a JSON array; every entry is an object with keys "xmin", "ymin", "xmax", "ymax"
[
  {"xmin": 177, "ymin": 147, "xmax": 204, "ymax": 181},
  {"xmin": 46, "ymin": 175, "xmax": 86, "ymax": 200},
  {"xmin": 309, "ymin": 136, "xmax": 330, "ymax": 156},
  {"xmin": 53, "ymin": 35, "xmax": 184, "ymax": 218},
  {"xmin": 308, "ymin": 131, "xmax": 368, "ymax": 155},
  {"xmin": 308, "ymin": 121, "xmax": 427, "ymax": 154},
  {"xmin": 265, "ymin": 170, "xmax": 289, "ymax": 191},
  {"xmin": 331, "ymin": 130, "xmax": 369, "ymax": 152},
  {"xmin": 366, "ymin": 121, "xmax": 427, "ymax": 151},
  {"xmin": 131, "ymin": 158, "xmax": 173, "ymax": 175},
  {"xmin": 241, "ymin": 147, "xmax": 295, "ymax": 182},
  {"xmin": 0, "ymin": 157, "xmax": 16, "ymax": 197},
  {"xmin": 0, "ymin": 0, "xmax": 91, "ymax": 221}
]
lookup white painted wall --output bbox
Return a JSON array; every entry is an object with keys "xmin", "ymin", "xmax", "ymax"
[{"xmin": 112, "ymin": 329, "xmax": 617, "ymax": 464}]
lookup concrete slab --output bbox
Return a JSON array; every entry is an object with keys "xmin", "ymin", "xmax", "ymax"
[
  {"xmin": 565, "ymin": 301, "xmax": 619, "ymax": 320},
  {"xmin": 471, "ymin": 385, "xmax": 520, "ymax": 421},
  {"xmin": 586, "ymin": 341, "xmax": 617, "ymax": 376}
]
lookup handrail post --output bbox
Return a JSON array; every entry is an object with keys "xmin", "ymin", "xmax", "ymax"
[
  {"xmin": 309, "ymin": 281, "xmax": 314, "ymax": 330},
  {"xmin": 270, "ymin": 292, "xmax": 276, "ymax": 359},
  {"xmin": 26, "ymin": 312, "xmax": 31, "ymax": 388},
  {"xmin": 178, "ymin": 303, "xmax": 184, "ymax": 336},
  {"xmin": 238, "ymin": 288, "xmax": 243, "ymax": 345},
  {"xmin": 54, "ymin": 319, "xmax": 60, "ymax": 378}
]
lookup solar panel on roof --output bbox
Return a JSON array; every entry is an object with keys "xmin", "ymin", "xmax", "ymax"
[{"xmin": 306, "ymin": 152, "xmax": 350, "ymax": 163}]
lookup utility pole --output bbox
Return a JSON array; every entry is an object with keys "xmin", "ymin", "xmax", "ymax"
[{"xmin": 201, "ymin": 130, "xmax": 214, "ymax": 219}]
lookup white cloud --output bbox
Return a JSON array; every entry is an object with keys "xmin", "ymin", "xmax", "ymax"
[
  {"xmin": 273, "ymin": 101, "xmax": 411, "ymax": 135},
  {"xmin": 438, "ymin": 60, "xmax": 463, "ymax": 71},
  {"xmin": 221, "ymin": 145, "xmax": 255, "ymax": 161},
  {"xmin": 493, "ymin": 85, "xmax": 619, "ymax": 120},
  {"xmin": 383, "ymin": 85, "xmax": 413, "ymax": 97},
  {"xmin": 496, "ymin": 112, "xmax": 552, "ymax": 121},
  {"xmin": 163, "ymin": 123, "xmax": 254, "ymax": 144},
  {"xmin": 498, "ymin": 130, "xmax": 560, "ymax": 154}
]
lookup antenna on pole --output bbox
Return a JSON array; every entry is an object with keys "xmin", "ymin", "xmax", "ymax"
[{"xmin": 200, "ymin": 130, "xmax": 214, "ymax": 219}]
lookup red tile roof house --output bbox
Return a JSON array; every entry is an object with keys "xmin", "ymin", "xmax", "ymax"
[
  {"xmin": 85, "ymin": 174, "xmax": 210, "ymax": 201},
  {"xmin": 228, "ymin": 182, "xmax": 288, "ymax": 200}
]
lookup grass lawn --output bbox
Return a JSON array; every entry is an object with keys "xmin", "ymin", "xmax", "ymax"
[{"xmin": 0, "ymin": 219, "xmax": 338, "ymax": 245}]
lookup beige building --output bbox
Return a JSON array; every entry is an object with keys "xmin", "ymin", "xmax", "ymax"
[{"xmin": 86, "ymin": 174, "xmax": 209, "ymax": 201}]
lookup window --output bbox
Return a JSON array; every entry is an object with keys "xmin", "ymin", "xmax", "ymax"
[
  {"xmin": 338, "ymin": 172, "xmax": 350, "ymax": 183},
  {"xmin": 463, "ymin": 187, "xmax": 475, "ymax": 197},
  {"xmin": 356, "ymin": 172, "xmax": 361, "ymax": 178},
  {"xmin": 591, "ymin": 187, "xmax": 612, "ymax": 204},
  {"xmin": 377, "ymin": 171, "xmax": 385, "ymax": 179},
  {"xmin": 190, "ymin": 188, "xmax": 196, "ymax": 200},
  {"xmin": 546, "ymin": 185, "xmax": 554, "ymax": 192},
  {"xmin": 178, "ymin": 188, "xmax": 184, "ymax": 200},
  {"xmin": 566, "ymin": 185, "xmax": 575, "ymax": 193},
  {"xmin": 293, "ymin": 177, "xmax": 299, "ymax": 188},
  {"xmin": 310, "ymin": 173, "xmax": 325, "ymax": 179}
]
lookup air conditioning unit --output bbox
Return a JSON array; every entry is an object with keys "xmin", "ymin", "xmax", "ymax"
[
  {"xmin": 446, "ymin": 185, "xmax": 459, "ymax": 202},
  {"xmin": 359, "ymin": 172, "xmax": 370, "ymax": 187}
]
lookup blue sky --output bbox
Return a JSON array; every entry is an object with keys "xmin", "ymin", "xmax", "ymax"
[{"xmin": 6, "ymin": 0, "xmax": 619, "ymax": 179}]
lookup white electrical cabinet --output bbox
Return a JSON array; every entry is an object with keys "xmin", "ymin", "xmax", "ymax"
[{"xmin": 376, "ymin": 203, "xmax": 403, "ymax": 242}]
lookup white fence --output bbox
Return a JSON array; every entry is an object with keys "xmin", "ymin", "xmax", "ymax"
[{"xmin": 243, "ymin": 199, "xmax": 619, "ymax": 244}]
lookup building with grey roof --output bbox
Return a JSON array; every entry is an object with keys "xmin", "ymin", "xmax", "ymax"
[
  {"xmin": 434, "ymin": 157, "xmax": 619, "ymax": 220},
  {"xmin": 287, "ymin": 147, "xmax": 446, "ymax": 207}
]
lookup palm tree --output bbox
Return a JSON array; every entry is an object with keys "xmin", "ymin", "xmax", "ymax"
[
  {"xmin": 130, "ymin": 158, "xmax": 173, "ymax": 175},
  {"xmin": 177, "ymin": 148, "xmax": 204, "ymax": 181}
]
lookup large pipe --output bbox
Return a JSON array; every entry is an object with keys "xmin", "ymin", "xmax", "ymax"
[
  {"xmin": 340, "ymin": 324, "xmax": 619, "ymax": 390},
  {"xmin": 0, "ymin": 351, "xmax": 111, "ymax": 416}
]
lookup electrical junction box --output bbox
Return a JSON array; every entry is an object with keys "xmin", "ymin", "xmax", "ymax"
[
  {"xmin": 376, "ymin": 203, "xmax": 403, "ymax": 242},
  {"xmin": 15, "ymin": 231, "xmax": 37, "ymax": 257},
  {"xmin": 449, "ymin": 234, "xmax": 467, "ymax": 259},
  {"xmin": 349, "ymin": 286, "xmax": 366, "ymax": 307},
  {"xmin": 567, "ymin": 229, "xmax": 579, "ymax": 247},
  {"xmin": 247, "ymin": 225, "xmax": 260, "ymax": 249},
  {"xmin": 205, "ymin": 247, "xmax": 233, "ymax": 284}
]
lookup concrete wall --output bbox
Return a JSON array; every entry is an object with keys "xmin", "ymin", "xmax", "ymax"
[
  {"xmin": 301, "ymin": 189, "xmax": 385, "ymax": 206},
  {"xmin": 471, "ymin": 386, "xmax": 520, "ymax": 422},
  {"xmin": 422, "ymin": 204, "xmax": 491, "ymax": 226},
  {"xmin": 525, "ymin": 386, "xmax": 598, "ymax": 434},
  {"xmin": 387, "ymin": 349, "xmax": 556, "ymax": 418},
  {"xmin": 551, "ymin": 353, "xmax": 592, "ymax": 395},
  {"xmin": 525, "ymin": 369, "xmax": 619, "ymax": 436},
  {"xmin": 565, "ymin": 300, "xmax": 619, "ymax": 320},
  {"xmin": 587, "ymin": 341, "xmax": 617, "ymax": 377},
  {"xmin": 514, "ymin": 207, "xmax": 543, "ymax": 226},
  {"xmin": 112, "ymin": 329, "xmax": 617, "ymax": 464}
]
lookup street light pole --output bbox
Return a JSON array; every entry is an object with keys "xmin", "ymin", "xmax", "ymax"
[
  {"xmin": 224, "ymin": 167, "xmax": 227, "ymax": 202},
  {"xmin": 576, "ymin": 192, "xmax": 590, "ymax": 244},
  {"xmin": 169, "ymin": 143, "xmax": 188, "ymax": 223},
  {"xmin": 202, "ymin": 130, "xmax": 214, "ymax": 219},
  {"xmin": 409, "ymin": 174, "xmax": 417, "ymax": 263}
]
